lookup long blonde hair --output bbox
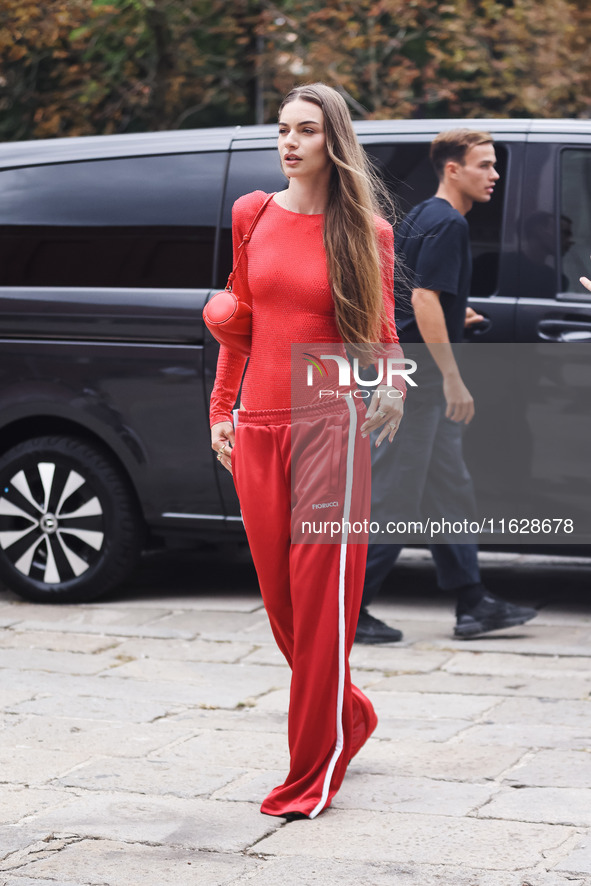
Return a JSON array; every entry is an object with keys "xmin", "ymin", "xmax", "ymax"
[{"xmin": 279, "ymin": 84, "xmax": 395, "ymax": 349}]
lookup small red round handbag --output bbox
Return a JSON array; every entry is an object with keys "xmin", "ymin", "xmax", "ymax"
[
  {"xmin": 203, "ymin": 193, "xmax": 275, "ymax": 358},
  {"xmin": 202, "ymin": 289, "xmax": 252, "ymax": 358}
]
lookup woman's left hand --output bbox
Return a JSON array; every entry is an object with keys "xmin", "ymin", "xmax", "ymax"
[{"xmin": 361, "ymin": 386, "xmax": 404, "ymax": 446}]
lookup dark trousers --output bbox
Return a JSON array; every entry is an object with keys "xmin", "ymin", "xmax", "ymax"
[{"xmin": 362, "ymin": 386, "xmax": 481, "ymax": 608}]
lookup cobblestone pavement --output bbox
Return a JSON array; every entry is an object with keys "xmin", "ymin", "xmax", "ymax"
[{"xmin": 0, "ymin": 546, "xmax": 590, "ymax": 886}]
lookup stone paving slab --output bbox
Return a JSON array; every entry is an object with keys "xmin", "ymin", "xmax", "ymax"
[
  {"xmin": 0, "ymin": 605, "xmax": 173, "ymax": 633},
  {"xmin": 0, "ymin": 604, "xmax": 23, "ymax": 628},
  {"xmin": 366, "ymin": 689, "xmax": 504, "ymax": 721},
  {"xmin": 235, "ymin": 857, "xmax": 545, "ymax": 886},
  {"xmin": 0, "ymin": 648, "xmax": 126, "ymax": 676},
  {"xmin": 349, "ymin": 645, "xmax": 454, "ymax": 672},
  {"xmin": 529, "ymin": 875, "xmax": 590, "ymax": 886},
  {"xmin": 238, "ymin": 645, "xmax": 291, "ymax": 666},
  {"xmin": 531, "ymin": 606, "xmax": 591, "ymax": 626},
  {"xmin": 100, "ymin": 659, "xmax": 292, "ymax": 707},
  {"xmin": 479, "ymin": 786, "xmax": 591, "ymax": 827},
  {"xmin": 353, "ymin": 738, "xmax": 526, "ymax": 781},
  {"xmin": 356, "ymin": 620, "xmax": 451, "ymax": 646},
  {"xmin": 98, "ymin": 657, "xmax": 290, "ymax": 697},
  {"xmin": 0, "ymin": 717, "xmax": 198, "ymax": 758},
  {"xmin": 167, "ymin": 706, "xmax": 288, "ymax": 735},
  {"xmin": 459, "ymin": 722, "xmax": 590, "ymax": 750},
  {"xmin": 373, "ymin": 670, "xmax": 591, "ymax": 699},
  {"xmin": 0, "ymin": 630, "xmax": 119, "ymax": 654},
  {"xmin": 554, "ymin": 836, "xmax": 591, "ymax": 875},
  {"xmin": 108, "ymin": 636, "xmax": 257, "ymax": 664},
  {"xmin": 9, "ymin": 692, "xmax": 178, "ymax": 723},
  {"xmin": 23, "ymin": 794, "xmax": 281, "ymax": 853},
  {"xmin": 0, "ymin": 786, "xmax": 76, "ymax": 825},
  {"xmin": 0, "ymin": 689, "xmax": 37, "ymax": 710},
  {"xmin": 444, "ymin": 650, "xmax": 591, "ymax": 677},
  {"xmin": 0, "ymin": 827, "xmax": 51, "ymax": 864},
  {"xmin": 163, "ymin": 728, "xmax": 289, "ymax": 771},
  {"xmin": 4, "ymin": 660, "xmax": 291, "ymax": 713},
  {"xmin": 56, "ymin": 756, "xmax": 246, "ymax": 799},
  {"xmin": 370, "ymin": 597, "xmax": 452, "ymax": 623},
  {"xmin": 252, "ymin": 810, "xmax": 573, "ymax": 870},
  {"xmin": 334, "ymin": 771, "xmax": 493, "ymax": 816},
  {"xmin": 425, "ymin": 626, "xmax": 591, "ymax": 656},
  {"xmin": 136, "ymin": 609, "xmax": 273, "ymax": 642},
  {"xmin": 1, "ymin": 840, "xmax": 257, "ymax": 886},
  {"xmin": 94, "ymin": 591, "xmax": 264, "ymax": 613},
  {"xmin": 0, "ymin": 748, "xmax": 98, "ymax": 786},
  {"xmin": 369, "ymin": 715, "xmax": 472, "ymax": 743},
  {"xmin": 504, "ymin": 749, "xmax": 591, "ymax": 788},
  {"xmin": 0, "ymin": 668, "xmax": 212, "ymax": 707},
  {"xmin": 211, "ymin": 768, "xmax": 283, "ymax": 803},
  {"xmin": 0, "ymin": 879, "xmax": 75, "ymax": 885},
  {"xmin": 485, "ymin": 696, "xmax": 590, "ymax": 727}
]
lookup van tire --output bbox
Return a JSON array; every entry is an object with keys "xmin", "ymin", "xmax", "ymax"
[{"xmin": 0, "ymin": 436, "xmax": 143, "ymax": 604}]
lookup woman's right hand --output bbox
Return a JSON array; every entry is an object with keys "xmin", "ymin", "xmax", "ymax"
[
  {"xmin": 361, "ymin": 386, "xmax": 404, "ymax": 446},
  {"xmin": 211, "ymin": 421, "xmax": 234, "ymax": 474}
]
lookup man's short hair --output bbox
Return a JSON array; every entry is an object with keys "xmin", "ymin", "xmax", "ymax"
[{"xmin": 430, "ymin": 129, "xmax": 494, "ymax": 181}]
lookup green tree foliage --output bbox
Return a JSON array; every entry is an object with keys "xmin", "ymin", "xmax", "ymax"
[
  {"xmin": 0, "ymin": 0, "xmax": 265, "ymax": 138},
  {"xmin": 271, "ymin": 0, "xmax": 591, "ymax": 119},
  {"xmin": 1, "ymin": 0, "xmax": 589, "ymax": 140}
]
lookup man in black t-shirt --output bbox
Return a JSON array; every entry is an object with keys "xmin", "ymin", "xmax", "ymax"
[
  {"xmin": 396, "ymin": 197, "xmax": 473, "ymax": 347},
  {"xmin": 357, "ymin": 129, "xmax": 538, "ymax": 643}
]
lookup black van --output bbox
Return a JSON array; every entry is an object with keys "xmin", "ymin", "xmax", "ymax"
[{"xmin": 0, "ymin": 120, "xmax": 590, "ymax": 602}]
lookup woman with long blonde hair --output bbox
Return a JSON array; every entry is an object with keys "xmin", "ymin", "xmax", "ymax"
[{"xmin": 209, "ymin": 83, "xmax": 404, "ymax": 819}]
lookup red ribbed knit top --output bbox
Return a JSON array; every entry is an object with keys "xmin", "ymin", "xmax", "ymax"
[{"xmin": 209, "ymin": 191, "xmax": 401, "ymax": 426}]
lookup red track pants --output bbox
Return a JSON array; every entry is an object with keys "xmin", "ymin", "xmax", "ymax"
[{"xmin": 233, "ymin": 397, "xmax": 377, "ymax": 818}]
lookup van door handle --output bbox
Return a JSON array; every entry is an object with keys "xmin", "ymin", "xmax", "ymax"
[{"xmin": 537, "ymin": 319, "xmax": 591, "ymax": 342}]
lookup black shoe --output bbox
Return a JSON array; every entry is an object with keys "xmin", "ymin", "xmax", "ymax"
[
  {"xmin": 454, "ymin": 593, "xmax": 538, "ymax": 638},
  {"xmin": 355, "ymin": 607, "xmax": 403, "ymax": 644}
]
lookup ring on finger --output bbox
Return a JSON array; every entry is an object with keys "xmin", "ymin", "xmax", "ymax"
[
  {"xmin": 376, "ymin": 408, "xmax": 386, "ymax": 418},
  {"xmin": 217, "ymin": 452, "xmax": 224, "ymax": 461}
]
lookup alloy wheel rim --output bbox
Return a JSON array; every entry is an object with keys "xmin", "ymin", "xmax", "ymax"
[{"xmin": 0, "ymin": 460, "xmax": 105, "ymax": 584}]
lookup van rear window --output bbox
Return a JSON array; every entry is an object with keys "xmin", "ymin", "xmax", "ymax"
[
  {"xmin": 367, "ymin": 141, "xmax": 507, "ymax": 298},
  {"xmin": 0, "ymin": 153, "xmax": 225, "ymax": 289},
  {"xmin": 560, "ymin": 149, "xmax": 591, "ymax": 294}
]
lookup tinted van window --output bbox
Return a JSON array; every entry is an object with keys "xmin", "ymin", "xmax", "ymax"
[
  {"xmin": 216, "ymin": 148, "xmax": 286, "ymax": 287},
  {"xmin": 560, "ymin": 149, "xmax": 591, "ymax": 293},
  {"xmin": 216, "ymin": 141, "xmax": 506, "ymax": 296},
  {"xmin": 0, "ymin": 152, "xmax": 225, "ymax": 289},
  {"xmin": 367, "ymin": 142, "xmax": 507, "ymax": 297}
]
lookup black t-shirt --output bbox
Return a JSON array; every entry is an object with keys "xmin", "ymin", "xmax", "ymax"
[{"xmin": 395, "ymin": 197, "xmax": 472, "ymax": 344}]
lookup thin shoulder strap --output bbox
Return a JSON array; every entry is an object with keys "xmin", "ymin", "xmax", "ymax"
[{"xmin": 226, "ymin": 192, "xmax": 276, "ymax": 291}]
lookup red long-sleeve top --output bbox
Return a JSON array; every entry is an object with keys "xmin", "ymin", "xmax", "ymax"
[{"xmin": 209, "ymin": 191, "xmax": 403, "ymax": 426}]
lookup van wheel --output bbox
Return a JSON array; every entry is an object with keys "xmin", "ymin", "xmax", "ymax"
[{"xmin": 0, "ymin": 436, "xmax": 143, "ymax": 604}]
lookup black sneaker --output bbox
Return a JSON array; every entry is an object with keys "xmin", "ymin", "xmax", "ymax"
[
  {"xmin": 355, "ymin": 607, "xmax": 403, "ymax": 644},
  {"xmin": 454, "ymin": 594, "xmax": 538, "ymax": 639}
]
